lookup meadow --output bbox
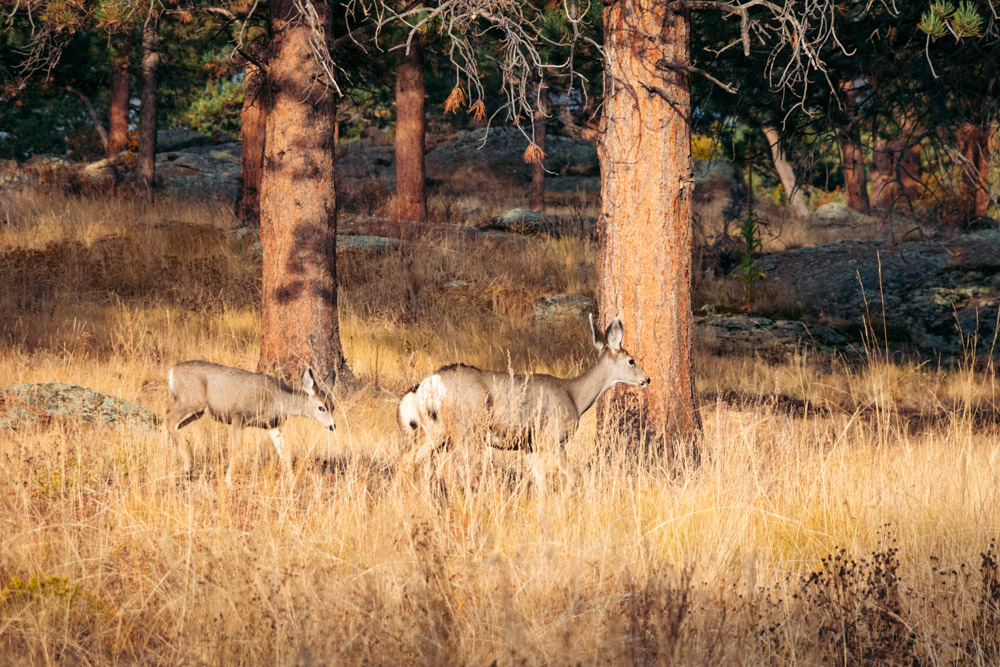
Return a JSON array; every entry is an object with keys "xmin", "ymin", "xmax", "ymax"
[{"xmin": 1, "ymin": 186, "xmax": 999, "ymax": 665}]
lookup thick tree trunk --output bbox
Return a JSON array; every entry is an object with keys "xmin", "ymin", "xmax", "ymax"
[
  {"xmin": 957, "ymin": 122, "xmax": 990, "ymax": 222},
  {"xmin": 761, "ymin": 124, "xmax": 808, "ymax": 220},
  {"xmin": 529, "ymin": 83, "xmax": 548, "ymax": 212},
  {"xmin": 598, "ymin": 0, "xmax": 700, "ymax": 444},
  {"xmin": 137, "ymin": 15, "xmax": 160, "ymax": 198},
  {"xmin": 238, "ymin": 62, "xmax": 266, "ymax": 229},
  {"xmin": 393, "ymin": 38, "xmax": 426, "ymax": 222},
  {"xmin": 107, "ymin": 40, "xmax": 130, "ymax": 158},
  {"xmin": 258, "ymin": 0, "xmax": 353, "ymax": 388},
  {"xmin": 836, "ymin": 80, "xmax": 869, "ymax": 213}
]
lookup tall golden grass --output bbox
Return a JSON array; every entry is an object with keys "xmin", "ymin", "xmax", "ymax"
[{"xmin": 0, "ymin": 188, "xmax": 998, "ymax": 664}]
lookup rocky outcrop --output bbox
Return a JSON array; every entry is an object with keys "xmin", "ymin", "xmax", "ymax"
[
  {"xmin": 0, "ymin": 383, "xmax": 159, "ymax": 431},
  {"xmin": 156, "ymin": 140, "xmax": 242, "ymax": 202},
  {"xmin": 485, "ymin": 209, "xmax": 560, "ymax": 235},
  {"xmin": 696, "ymin": 313, "xmax": 847, "ymax": 353},
  {"xmin": 757, "ymin": 229, "xmax": 1000, "ymax": 353}
]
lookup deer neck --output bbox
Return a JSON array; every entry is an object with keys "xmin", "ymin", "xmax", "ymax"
[{"xmin": 566, "ymin": 355, "xmax": 617, "ymax": 417}]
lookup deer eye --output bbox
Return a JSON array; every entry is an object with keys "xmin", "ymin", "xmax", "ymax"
[
  {"xmin": 628, "ymin": 359, "xmax": 635, "ymax": 366},
  {"xmin": 318, "ymin": 406, "xmax": 327, "ymax": 412}
]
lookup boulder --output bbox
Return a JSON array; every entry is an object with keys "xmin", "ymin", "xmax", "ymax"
[
  {"xmin": 156, "ymin": 141, "xmax": 242, "ymax": 203},
  {"xmin": 485, "ymin": 208, "xmax": 559, "ymax": 235},
  {"xmin": 535, "ymin": 294, "xmax": 597, "ymax": 323},
  {"xmin": 757, "ymin": 230, "xmax": 1000, "ymax": 353},
  {"xmin": 696, "ymin": 313, "xmax": 847, "ymax": 353},
  {"xmin": 0, "ymin": 383, "xmax": 159, "ymax": 431}
]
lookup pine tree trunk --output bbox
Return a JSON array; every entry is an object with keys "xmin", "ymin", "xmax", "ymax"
[
  {"xmin": 238, "ymin": 62, "xmax": 266, "ymax": 229},
  {"xmin": 107, "ymin": 39, "xmax": 130, "ymax": 158},
  {"xmin": 393, "ymin": 39, "xmax": 426, "ymax": 222},
  {"xmin": 529, "ymin": 83, "xmax": 548, "ymax": 212},
  {"xmin": 137, "ymin": 15, "xmax": 160, "ymax": 198},
  {"xmin": 761, "ymin": 124, "xmax": 808, "ymax": 220},
  {"xmin": 836, "ymin": 80, "xmax": 869, "ymax": 213},
  {"xmin": 957, "ymin": 122, "xmax": 990, "ymax": 222},
  {"xmin": 257, "ymin": 0, "xmax": 353, "ymax": 388},
  {"xmin": 598, "ymin": 0, "xmax": 700, "ymax": 445}
]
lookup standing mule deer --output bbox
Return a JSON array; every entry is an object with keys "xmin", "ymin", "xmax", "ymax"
[
  {"xmin": 397, "ymin": 315, "xmax": 650, "ymax": 464},
  {"xmin": 165, "ymin": 361, "xmax": 336, "ymax": 485}
]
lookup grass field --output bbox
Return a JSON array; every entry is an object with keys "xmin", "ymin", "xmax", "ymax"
[{"xmin": 1, "ymin": 188, "xmax": 999, "ymax": 665}]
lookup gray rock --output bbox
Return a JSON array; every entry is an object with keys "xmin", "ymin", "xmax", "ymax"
[
  {"xmin": 535, "ymin": 294, "xmax": 597, "ymax": 322},
  {"xmin": 809, "ymin": 202, "xmax": 878, "ymax": 228},
  {"xmin": 696, "ymin": 313, "xmax": 847, "ymax": 353},
  {"xmin": 424, "ymin": 127, "xmax": 599, "ymax": 186},
  {"xmin": 757, "ymin": 232, "xmax": 1000, "ymax": 353},
  {"xmin": 156, "ymin": 142, "xmax": 242, "ymax": 203},
  {"xmin": 0, "ymin": 383, "xmax": 159, "ymax": 431},
  {"xmin": 156, "ymin": 128, "xmax": 233, "ymax": 152},
  {"xmin": 336, "ymin": 235, "xmax": 401, "ymax": 253},
  {"xmin": 485, "ymin": 208, "xmax": 559, "ymax": 235}
]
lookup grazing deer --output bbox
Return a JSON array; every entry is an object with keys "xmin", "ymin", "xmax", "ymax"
[
  {"xmin": 165, "ymin": 361, "xmax": 336, "ymax": 485},
  {"xmin": 397, "ymin": 315, "xmax": 650, "ymax": 465}
]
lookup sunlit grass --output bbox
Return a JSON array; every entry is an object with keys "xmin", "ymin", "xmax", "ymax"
[{"xmin": 0, "ymin": 188, "xmax": 998, "ymax": 663}]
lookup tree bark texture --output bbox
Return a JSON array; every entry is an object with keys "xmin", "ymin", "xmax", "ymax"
[
  {"xmin": 597, "ymin": 0, "xmax": 700, "ymax": 443},
  {"xmin": 138, "ymin": 15, "xmax": 160, "ymax": 198},
  {"xmin": 761, "ymin": 124, "xmax": 808, "ymax": 220},
  {"xmin": 529, "ymin": 83, "xmax": 548, "ymax": 212},
  {"xmin": 957, "ymin": 122, "xmax": 990, "ymax": 221},
  {"xmin": 836, "ymin": 80, "xmax": 870, "ymax": 213},
  {"xmin": 107, "ymin": 39, "xmax": 130, "ymax": 158},
  {"xmin": 258, "ymin": 0, "xmax": 352, "ymax": 388},
  {"xmin": 239, "ymin": 62, "xmax": 267, "ymax": 229},
  {"xmin": 393, "ymin": 39, "xmax": 426, "ymax": 222}
]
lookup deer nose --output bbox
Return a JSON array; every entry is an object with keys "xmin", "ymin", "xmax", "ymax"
[{"xmin": 328, "ymin": 425, "xmax": 335, "ymax": 431}]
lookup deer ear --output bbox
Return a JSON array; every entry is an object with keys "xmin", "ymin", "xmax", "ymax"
[
  {"xmin": 590, "ymin": 313, "xmax": 606, "ymax": 351},
  {"xmin": 302, "ymin": 368, "xmax": 317, "ymax": 396},
  {"xmin": 605, "ymin": 318, "xmax": 623, "ymax": 351}
]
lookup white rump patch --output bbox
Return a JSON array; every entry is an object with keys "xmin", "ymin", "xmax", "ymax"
[{"xmin": 417, "ymin": 374, "xmax": 448, "ymax": 418}]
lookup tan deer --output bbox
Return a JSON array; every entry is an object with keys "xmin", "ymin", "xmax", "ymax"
[
  {"xmin": 165, "ymin": 361, "xmax": 336, "ymax": 485},
  {"xmin": 397, "ymin": 315, "xmax": 650, "ymax": 465}
]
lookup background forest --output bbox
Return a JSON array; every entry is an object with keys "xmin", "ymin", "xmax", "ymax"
[{"xmin": 1, "ymin": 0, "xmax": 1000, "ymax": 664}]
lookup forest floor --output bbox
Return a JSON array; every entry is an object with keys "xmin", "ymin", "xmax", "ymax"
[{"xmin": 1, "ymin": 186, "xmax": 999, "ymax": 664}]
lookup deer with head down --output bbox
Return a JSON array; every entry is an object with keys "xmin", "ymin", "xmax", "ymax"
[
  {"xmin": 397, "ymin": 315, "xmax": 650, "ymax": 465},
  {"xmin": 165, "ymin": 361, "xmax": 336, "ymax": 485}
]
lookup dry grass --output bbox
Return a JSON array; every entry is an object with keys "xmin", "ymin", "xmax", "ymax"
[{"xmin": 1, "ymin": 188, "xmax": 999, "ymax": 665}]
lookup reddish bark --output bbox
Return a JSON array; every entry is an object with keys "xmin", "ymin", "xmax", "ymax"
[
  {"xmin": 257, "ymin": 0, "xmax": 353, "ymax": 388},
  {"xmin": 836, "ymin": 80, "xmax": 870, "ymax": 213},
  {"xmin": 107, "ymin": 41, "xmax": 130, "ymax": 158},
  {"xmin": 238, "ymin": 62, "xmax": 266, "ymax": 229},
  {"xmin": 529, "ymin": 83, "xmax": 548, "ymax": 212},
  {"xmin": 137, "ymin": 15, "xmax": 160, "ymax": 198},
  {"xmin": 598, "ymin": 0, "xmax": 700, "ymax": 444},
  {"xmin": 393, "ymin": 39, "xmax": 426, "ymax": 222},
  {"xmin": 957, "ymin": 122, "xmax": 990, "ymax": 221}
]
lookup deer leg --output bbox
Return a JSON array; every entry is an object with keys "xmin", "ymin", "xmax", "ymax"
[
  {"xmin": 225, "ymin": 418, "xmax": 243, "ymax": 488},
  {"xmin": 268, "ymin": 428, "xmax": 292, "ymax": 473},
  {"xmin": 164, "ymin": 406, "xmax": 200, "ymax": 478}
]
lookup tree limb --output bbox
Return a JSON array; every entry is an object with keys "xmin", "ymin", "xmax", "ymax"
[{"xmin": 65, "ymin": 85, "xmax": 108, "ymax": 150}]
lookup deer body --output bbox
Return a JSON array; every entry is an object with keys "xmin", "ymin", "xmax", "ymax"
[
  {"xmin": 165, "ymin": 361, "xmax": 335, "ymax": 485},
  {"xmin": 398, "ymin": 316, "xmax": 650, "ymax": 461}
]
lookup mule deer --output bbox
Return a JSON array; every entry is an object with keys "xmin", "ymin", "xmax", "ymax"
[
  {"xmin": 397, "ymin": 315, "xmax": 650, "ymax": 464},
  {"xmin": 165, "ymin": 361, "xmax": 336, "ymax": 485}
]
